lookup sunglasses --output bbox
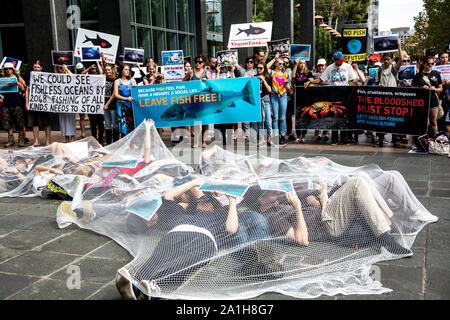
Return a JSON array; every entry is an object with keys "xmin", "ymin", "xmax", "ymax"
[
  {"xmin": 257, "ymin": 67, "xmax": 264, "ymax": 70},
  {"xmin": 426, "ymin": 62, "xmax": 435, "ymax": 66},
  {"xmin": 403, "ymin": 59, "xmax": 411, "ymax": 62},
  {"xmin": 277, "ymin": 62, "xmax": 284, "ymax": 66},
  {"xmin": 195, "ymin": 60, "xmax": 204, "ymax": 64},
  {"xmin": 247, "ymin": 61, "xmax": 254, "ymax": 64}
]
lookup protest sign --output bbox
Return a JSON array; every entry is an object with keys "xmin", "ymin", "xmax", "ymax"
[
  {"xmin": 433, "ymin": 64, "xmax": 450, "ymax": 81},
  {"xmin": 126, "ymin": 192, "xmax": 162, "ymax": 221},
  {"xmin": 51, "ymin": 51, "xmax": 74, "ymax": 66},
  {"xmin": 295, "ymin": 86, "xmax": 430, "ymax": 135},
  {"xmin": 258, "ymin": 180, "xmax": 294, "ymax": 193},
  {"xmin": 74, "ymin": 28, "xmax": 120, "ymax": 64},
  {"xmin": 228, "ymin": 21, "xmax": 273, "ymax": 48},
  {"xmin": 162, "ymin": 65, "xmax": 185, "ymax": 83},
  {"xmin": 199, "ymin": 182, "xmax": 250, "ymax": 198},
  {"xmin": 341, "ymin": 28, "xmax": 368, "ymax": 62},
  {"xmin": 398, "ymin": 65, "xmax": 416, "ymax": 81},
  {"xmin": 28, "ymin": 71, "xmax": 106, "ymax": 114},
  {"xmin": 162, "ymin": 50, "xmax": 184, "ymax": 65},
  {"xmin": 373, "ymin": 34, "xmax": 399, "ymax": 54},
  {"xmin": 290, "ymin": 44, "xmax": 311, "ymax": 61},
  {"xmin": 123, "ymin": 47, "xmax": 145, "ymax": 64},
  {"xmin": 216, "ymin": 50, "xmax": 238, "ymax": 67},
  {"xmin": 0, "ymin": 77, "xmax": 18, "ymax": 93},
  {"xmin": 368, "ymin": 67, "xmax": 379, "ymax": 80},
  {"xmin": 132, "ymin": 77, "xmax": 261, "ymax": 128},
  {"xmin": 268, "ymin": 38, "xmax": 290, "ymax": 56},
  {"xmin": 0, "ymin": 57, "xmax": 22, "ymax": 70},
  {"xmin": 81, "ymin": 46, "xmax": 101, "ymax": 62}
]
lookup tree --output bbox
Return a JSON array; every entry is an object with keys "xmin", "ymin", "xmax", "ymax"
[
  {"xmin": 411, "ymin": 0, "xmax": 450, "ymax": 53},
  {"xmin": 315, "ymin": 0, "xmax": 370, "ymax": 30},
  {"xmin": 252, "ymin": 0, "xmax": 273, "ymax": 22}
]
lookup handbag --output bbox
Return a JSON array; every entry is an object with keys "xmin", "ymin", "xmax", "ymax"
[
  {"xmin": 422, "ymin": 75, "xmax": 444, "ymax": 119},
  {"xmin": 428, "ymin": 140, "xmax": 450, "ymax": 155}
]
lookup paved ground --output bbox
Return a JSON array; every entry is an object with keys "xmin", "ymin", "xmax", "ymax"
[{"xmin": 0, "ymin": 129, "xmax": 449, "ymax": 300}]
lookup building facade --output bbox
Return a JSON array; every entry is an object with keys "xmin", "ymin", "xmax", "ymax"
[{"xmin": 0, "ymin": 0, "xmax": 211, "ymax": 71}]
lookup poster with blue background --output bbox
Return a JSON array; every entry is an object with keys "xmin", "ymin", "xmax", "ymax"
[
  {"xmin": 0, "ymin": 77, "xmax": 18, "ymax": 93},
  {"xmin": 132, "ymin": 77, "xmax": 261, "ymax": 128},
  {"xmin": 290, "ymin": 44, "xmax": 311, "ymax": 61}
]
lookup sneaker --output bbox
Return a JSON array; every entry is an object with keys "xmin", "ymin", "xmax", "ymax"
[
  {"xmin": 116, "ymin": 268, "xmax": 138, "ymax": 300},
  {"xmin": 139, "ymin": 280, "xmax": 162, "ymax": 300},
  {"xmin": 322, "ymin": 136, "xmax": 329, "ymax": 144},
  {"xmin": 288, "ymin": 134, "xmax": 296, "ymax": 141},
  {"xmin": 279, "ymin": 136, "xmax": 286, "ymax": 144},
  {"xmin": 59, "ymin": 201, "xmax": 77, "ymax": 220},
  {"xmin": 267, "ymin": 140, "xmax": 273, "ymax": 147},
  {"xmin": 316, "ymin": 135, "xmax": 322, "ymax": 143}
]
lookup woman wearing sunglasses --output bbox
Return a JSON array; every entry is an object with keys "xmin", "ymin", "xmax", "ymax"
[
  {"xmin": 183, "ymin": 55, "xmax": 212, "ymax": 148},
  {"xmin": 256, "ymin": 63, "xmax": 273, "ymax": 146},
  {"xmin": 412, "ymin": 55, "xmax": 443, "ymax": 138},
  {"xmin": 267, "ymin": 52, "xmax": 293, "ymax": 144}
]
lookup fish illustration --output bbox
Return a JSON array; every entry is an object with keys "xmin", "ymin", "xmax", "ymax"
[
  {"xmin": 83, "ymin": 34, "xmax": 112, "ymax": 49},
  {"xmin": 236, "ymin": 25, "xmax": 266, "ymax": 36},
  {"xmin": 161, "ymin": 80, "xmax": 256, "ymax": 121},
  {"xmin": 0, "ymin": 82, "xmax": 17, "ymax": 92}
]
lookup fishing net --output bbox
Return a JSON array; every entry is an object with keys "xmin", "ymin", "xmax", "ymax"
[{"xmin": 1, "ymin": 121, "xmax": 438, "ymax": 299}]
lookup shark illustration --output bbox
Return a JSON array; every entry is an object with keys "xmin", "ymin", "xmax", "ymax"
[
  {"xmin": 83, "ymin": 34, "xmax": 112, "ymax": 49},
  {"xmin": 236, "ymin": 25, "xmax": 266, "ymax": 36},
  {"xmin": 161, "ymin": 80, "xmax": 256, "ymax": 121}
]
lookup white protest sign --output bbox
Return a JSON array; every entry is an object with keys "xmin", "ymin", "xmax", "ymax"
[
  {"xmin": 28, "ymin": 71, "xmax": 106, "ymax": 114},
  {"xmin": 74, "ymin": 28, "xmax": 120, "ymax": 64},
  {"xmin": 228, "ymin": 21, "xmax": 273, "ymax": 49},
  {"xmin": 162, "ymin": 65, "xmax": 185, "ymax": 83},
  {"xmin": 433, "ymin": 64, "xmax": 450, "ymax": 81}
]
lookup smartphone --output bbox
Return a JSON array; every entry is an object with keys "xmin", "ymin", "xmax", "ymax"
[{"xmin": 157, "ymin": 66, "xmax": 162, "ymax": 73}]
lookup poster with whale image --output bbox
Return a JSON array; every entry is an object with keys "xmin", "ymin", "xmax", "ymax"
[
  {"xmin": 132, "ymin": 77, "xmax": 261, "ymax": 128},
  {"xmin": 74, "ymin": 28, "xmax": 120, "ymax": 64},
  {"xmin": 228, "ymin": 21, "xmax": 273, "ymax": 49}
]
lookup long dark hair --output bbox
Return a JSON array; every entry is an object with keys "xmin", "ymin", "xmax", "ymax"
[{"xmin": 119, "ymin": 63, "xmax": 132, "ymax": 80}]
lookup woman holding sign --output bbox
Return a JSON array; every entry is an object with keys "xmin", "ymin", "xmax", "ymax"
[
  {"xmin": 114, "ymin": 64, "xmax": 137, "ymax": 137},
  {"xmin": 54, "ymin": 65, "xmax": 77, "ymax": 143}
]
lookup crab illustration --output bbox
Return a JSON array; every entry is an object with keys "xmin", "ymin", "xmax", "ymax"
[{"xmin": 299, "ymin": 101, "xmax": 346, "ymax": 119}]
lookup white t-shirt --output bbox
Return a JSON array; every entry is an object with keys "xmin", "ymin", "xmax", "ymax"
[
  {"xmin": 320, "ymin": 62, "xmax": 356, "ymax": 86},
  {"xmin": 32, "ymin": 173, "xmax": 55, "ymax": 193}
]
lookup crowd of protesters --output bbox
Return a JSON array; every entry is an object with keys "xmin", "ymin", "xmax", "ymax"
[{"xmin": 0, "ymin": 40, "xmax": 449, "ymax": 150}]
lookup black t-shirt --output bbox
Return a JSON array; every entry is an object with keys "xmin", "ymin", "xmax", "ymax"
[
  {"xmin": 412, "ymin": 70, "xmax": 442, "ymax": 107},
  {"xmin": 260, "ymin": 76, "xmax": 272, "ymax": 98},
  {"xmin": 293, "ymin": 71, "xmax": 313, "ymax": 86}
]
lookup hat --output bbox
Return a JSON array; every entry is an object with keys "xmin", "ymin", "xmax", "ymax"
[
  {"xmin": 317, "ymin": 58, "xmax": 327, "ymax": 66},
  {"xmin": 374, "ymin": 62, "xmax": 382, "ymax": 67},
  {"xmin": 76, "ymin": 63, "xmax": 84, "ymax": 70},
  {"xmin": 3, "ymin": 62, "xmax": 15, "ymax": 69},
  {"xmin": 332, "ymin": 51, "xmax": 345, "ymax": 64}
]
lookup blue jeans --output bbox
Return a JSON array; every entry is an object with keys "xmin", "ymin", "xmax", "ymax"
[
  {"xmin": 103, "ymin": 109, "xmax": 116, "ymax": 130},
  {"xmin": 262, "ymin": 98, "xmax": 272, "ymax": 136},
  {"xmin": 231, "ymin": 211, "xmax": 270, "ymax": 246},
  {"xmin": 271, "ymin": 94, "xmax": 287, "ymax": 136}
]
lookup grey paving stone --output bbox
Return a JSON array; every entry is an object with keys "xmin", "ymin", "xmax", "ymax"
[
  {"xmin": 0, "ymin": 215, "xmax": 57, "ymax": 231},
  {"xmin": 431, "ymin": 181, "xmax": 450, "ymax": 189},
  {"xmin": 429, "ymin": 189, "xmax": 450, "ymax": 198},
  {"xmin": 87, "ymin": 241, "xmax": 133, "ymax": 261},
  {"xmin": 378, "ymin": 248, "xmax": 425, "ymax": 269},
  {"xmin": 0, "ymin": 229, "xmax": 64, "ymax": 251},
  {"xmin": 49, "ymin": 257, "xmax": 127, "ymax": 284},
  {"xmin": 425, "ymin": 266, "xmax": 450, "ymax": 299},
  {"xmin": 0, "ymin": 246, "xmax": 26, "ymax": 264},
  {"xmin": 0, "ymin": 251, "xmax": 77, "ymax": 277},
  {"xmin": 87, "ymin": 282, "xmax": 122, "ymax": 300},
  {"xmin": 0, "ymin": 203, "xmax": 35, "ymax": 215},
  {"xmin": 15, "ymin": 204, "xmax": 61, "ymax": 218},
  {"xmin": 8, "ymin": 279, "xmax": 103, "ymax": 300},
  {"xmin": 429, "ymin": 197, "xmax": 450, "ymax": 209},
  {"xmin": 39, "ymin": 230, "xmax": 111, "ymax": 256},
  {"xmin": 0, "ymin": 272, "xmax": 40, "ymax": 300}
]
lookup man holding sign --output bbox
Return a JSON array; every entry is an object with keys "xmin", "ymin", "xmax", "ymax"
[{"xmin": 2, "ymin": 63, "xmax": 26, "ymax": 148}]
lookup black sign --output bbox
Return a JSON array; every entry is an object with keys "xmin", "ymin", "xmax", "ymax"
[
  {"xmin": 341, "ymin": 28, "xmax": 368, "ymax": 62},
  {"xmin": 295, "ymin": 86, "xmax": 430, "ymax": 135}
]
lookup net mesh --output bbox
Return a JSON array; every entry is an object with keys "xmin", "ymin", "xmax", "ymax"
[{"xmin": 0, "ymin": 121, "xmax": 438, "ymax": 299}]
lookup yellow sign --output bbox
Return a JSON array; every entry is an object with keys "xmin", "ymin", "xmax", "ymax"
[
  {"xmin": 343, "ymin": 29, "xmax": 367, "ymax": 37},
  {"xmin": 343, "ymin": 53, "xmax": 367, "ymax": 62}
]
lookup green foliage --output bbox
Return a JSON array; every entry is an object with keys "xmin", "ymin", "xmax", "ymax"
[
  {"xmin": 411, "ymin": 0, "xmax": 450, "ymax": 52},
  {"xmin": 252, "ymin": 0, "xmax": 273, "ymax": 22},
  {"xmin": 315, "ymin": 0, "xmax": 370, "ymax": 28}
]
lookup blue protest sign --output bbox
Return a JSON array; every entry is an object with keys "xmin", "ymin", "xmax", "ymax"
[
  {"xmin": 132, "ymin": 77, "xmax": 261, "ymax": 128},
  {"xmin": 0, "ymin": 77, "xmax": 18, "ymax": 93},
  {"xmin": 290, "ymin": 44, "xmax": 311, "ymax": 61},
  {"xmin": 161, "ymin": 50, "xmax": 184, "ymax": 65}
]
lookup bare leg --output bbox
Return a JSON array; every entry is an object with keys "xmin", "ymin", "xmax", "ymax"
[{"xmin": 32, "ymin": 126, "xmax": 40, "ymax": 146}]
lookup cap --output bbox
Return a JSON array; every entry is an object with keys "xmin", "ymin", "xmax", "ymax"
[
  {"xmin": 332, "ymin": 51, "xmax": 345, "ymax": 64},
  {"xmin": 374, "ymin": 62, "xmax": 382, "ymax": 67},
  {"xmin": 317, "ymin": 58, "xmax": 327, "ymax": 66},
  {"xmin": 76, "ymin": 63, "xmax": 84, "ymax": 70},
  {"xmin": 3, "ymin": 62, "xmax": 15, "ymax": 69}
]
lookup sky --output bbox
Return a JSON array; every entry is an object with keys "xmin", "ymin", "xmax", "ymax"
[{"xmin": 378, "ymin": 0, "xmax": 424, "ymax": 32}]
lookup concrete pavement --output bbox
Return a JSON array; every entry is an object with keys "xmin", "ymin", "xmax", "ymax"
[{"xmin": 0, "ymin": 129, "xmax": 449, "ymax": 300}]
